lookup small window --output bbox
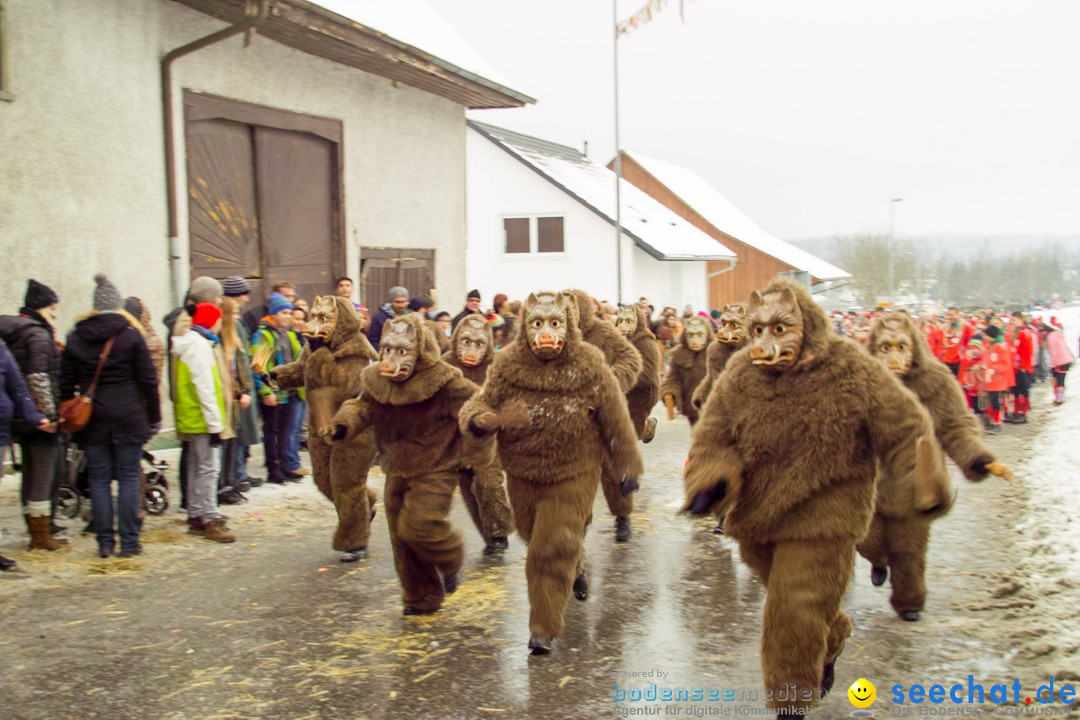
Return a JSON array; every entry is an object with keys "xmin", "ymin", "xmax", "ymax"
[
  {"xmin": 504, "ymin": 217, "xmax": 530, "ymax": 253},
  {"xmin": 537, "ymin": 216, "xmax": 564, "ymax": 253},
  {"xmin": 0, "ymin": 0, "xmax": 10, "ymax": 101}
]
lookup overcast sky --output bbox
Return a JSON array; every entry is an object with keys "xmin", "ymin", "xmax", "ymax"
[{"xmin": 427, "ymin": 0, "xmax": 1080, "ymax": 241}]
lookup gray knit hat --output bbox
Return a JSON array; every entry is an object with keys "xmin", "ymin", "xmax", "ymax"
[
  {"xmin": 93, "ymin": 273, "xmax": 123, "ymax": 311},
  {"xmin": 387, "ymin": 286, "xmax": 409, "ymax": 303},
  {"xmin": 189, "ymin": 276, "xmax": 224, "ymax": 304},
  {"xmin": 222, "ymin": 276, "xmax": 251, "ymax": 297}
]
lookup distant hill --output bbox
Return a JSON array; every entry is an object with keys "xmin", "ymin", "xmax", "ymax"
[{"xmin": 789, "ymin": 234, "xmax": 1080, "ymax": 263}]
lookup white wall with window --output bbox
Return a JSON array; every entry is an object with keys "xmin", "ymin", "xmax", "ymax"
[{"xmin": 466, "ymin": 126, "xmax": 709, "ymax": 309}]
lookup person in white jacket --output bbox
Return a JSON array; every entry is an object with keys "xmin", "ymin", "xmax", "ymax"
[{"xmin": 171, "ymin": 303, "xmax": 236, "ymax": 543}]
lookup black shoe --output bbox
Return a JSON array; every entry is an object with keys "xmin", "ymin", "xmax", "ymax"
[
  {"xmin": 528, "ymin": 634, "xmax": 553, "ymax": 655},
  {"xmin": 573, "ymin": 571, "xmax": 589, "ymax": 601},
  {"xmin": 614, "ymin": 516, "xmax": 631, "ymax": 543},
  {"xmin": 119, "ymin": 546, "xmax": 142, "ymax": 558},
  {"xmin": 483, "ymin": 537, "xmax": 509, "ymax": 555},
  {"xmin": 899, "ymin": 610, "xmax": 921, "ymax": 622},
  {"xmin": 443, "ymin": 571, "xmax": 459, "ymax": 596},
  {"xmin": 403, "ymin": 605, "xmax": 437, "ymax": 616},
  {"xmin": 713, "ymin": 520, "xmax": 725, "ymax": 535},
  {"xmin": 218, "ymin": 489, "xmax": 248, "ymax": 505},
  {"xmin": 821, "ymin": 658, "xmax": 836, "ymax": 695},
  {"xmin": 871, "ymin": 565, "xmax": 888, "ymax": 587},
  {"xmin": 1013, "ymin": 414, "xmax": 1028, "ymax": 424},
  {"xmin": 97, "ymin": 548, "xmax": 113, "ymax": 559},
  {"xmin": 246, "ymin": 476, "xmax": 265, "ymax": 488},
  {"xmin": 236, "ymin": 481, "xmax": 252, "ymax": 493},
  {"xmin": 340, "ymin": 549, "xmax": 367, "ymax": 562},
  {"xmin": 267, "ymin": 478, "xmax": 286, "ymax": 485},
  {"xmin": 283, "ymin": 471, "xmax": 303, "ymax": 482},
  {"xmin": 50, "ymin": 521, "xmax": 67, "ymax": 536},
  {"xmin": 0, "ymin": 553, "xmax": 16, "ymax": 571}
]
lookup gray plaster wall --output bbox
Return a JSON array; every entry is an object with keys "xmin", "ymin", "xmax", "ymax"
[{"xmin": 0, "ymin": 0, "xmax": 467, "ymax": 362}]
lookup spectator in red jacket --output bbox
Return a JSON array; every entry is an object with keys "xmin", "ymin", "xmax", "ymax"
[
  {"xmin": 1005, "ymin": 312, "xmax": 1035, "ymax": 424},
  {"xmin": 982, "ymin": 325, "xmax": 1015, "ymax": 433},
  {"xmin": 921, "ymin": 316, "xmax": 945, "ymax": 361},
  {"xmin": 942, "ymin": 307, "xmax": 964, "ymax": 377}
]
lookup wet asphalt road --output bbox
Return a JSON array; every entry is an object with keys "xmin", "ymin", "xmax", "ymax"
[{"xmin": 2, "ymin": 372, "xmax": 1078, "ymax": 720}]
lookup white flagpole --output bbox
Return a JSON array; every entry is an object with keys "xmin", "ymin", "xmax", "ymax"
[{"xmin": 613, "ymin": 0, "xmax": 624, "ymax": 305}]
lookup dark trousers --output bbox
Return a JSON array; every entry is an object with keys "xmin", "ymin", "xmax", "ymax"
[
  {"xmin": 18, "ymin": 432, "xmax": 60, "ymax": 512},
  {"xmin": 260, "ymin": 401, "xmax": 297, "ymax": 483},
  {"xmin": 1053, "ymin": 363, "xmax": 1071, "ymax": 388},
  {"xmin": 947, "ymin": 362, "xmax": 960, "ymax": 378},
  {"xmin": 85, "ymin": 442, "xmax": 143, "ymax": 553}
]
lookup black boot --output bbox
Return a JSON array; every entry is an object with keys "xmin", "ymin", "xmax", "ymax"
[
  {"xmin": 573, "ymin": 570, "xmax": 589, "ymax": 601},
  {"xmin": 899, "ymin": 610, "xmax": 921, "ymax": 622},
  {"xmin": 528, "ymin": 634, "xmax": 553, "ymax": 655},
  {"xmin": 483, "ymin": 537, "xmax": 509, "ymax": 555},
  {"xmin": 340, "ymin": 548, "xmax": 367, "ymax": 562},
  {"xmin": 0, "ymin": 553, "xmax": 16, "ymax": 571},
  {"xmin": 403, "ymin": 605, "xmax": 437, "ymax": 616},
  {"xmin": 871, "ymin": 565, "xmax": 888, "ymax": 587},
  {"xmin": 713, "ymin": 520, "xmax": 725, "ymax": 535},
  {"xmin": 443, "ymin": 570, "xmax": 459, "ymax": 596},
  {"xmin": 821, "ymin": 658, "xmax": 836, "ymax": 695},
  {"xmin": 614, "ymin": 516, "xmax": 632, "ymax": 543}
]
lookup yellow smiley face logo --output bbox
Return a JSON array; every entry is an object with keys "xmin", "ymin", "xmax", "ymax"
[{"xmin": 848, "ymin": 678, "xmax": 876, "ymax": 708}]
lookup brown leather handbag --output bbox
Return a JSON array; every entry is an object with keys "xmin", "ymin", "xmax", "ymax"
[{"xmin": 58, "ymin": 337, "xmax": 114, "ymax": 432}]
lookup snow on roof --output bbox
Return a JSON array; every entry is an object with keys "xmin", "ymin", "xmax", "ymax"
[
  {"xmin": 469, "ymin": 122, "xmax": 736, "ymax": 262},
  {"xmin": 623, "ymin": 151, "xmax": 850, "ymax": 282},
  {"xmin": 311, "ymin": 0, "xmax": 527, "ymax": 98}
]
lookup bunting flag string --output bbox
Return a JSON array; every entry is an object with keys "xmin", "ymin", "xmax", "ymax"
[{"xmin": 616, "ymin": 0, "xmax": 697, "ymax": 35}]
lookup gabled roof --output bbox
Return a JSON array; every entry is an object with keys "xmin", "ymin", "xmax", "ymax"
[
  {"xmin": 172, "ymin": 0, "xmax": 534, "ymax": 109},
  {"xmin": 469, "ymin": 121, "xmax": 736, "ymax": 262},
  {"xmin": 621, "ymin": 151, "xmax": 850, "ymax": 282}
]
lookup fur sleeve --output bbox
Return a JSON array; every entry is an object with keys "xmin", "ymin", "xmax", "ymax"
[
  {"xmin": 272, "ymin": 347, "xmax": 307, "ymax": 390},
  {"xmin": 864, "ymin": 357, "xmax": 951, "ymax": 515},
  {"xmin": 684, "ymin": 379, "xmax": 743, "ymax": 516},
  {"xmin": 447, "ymin": 376, "xmax": 496, "ymax": 469},
  {"xmin": 690, "ymin": 344, "xmax": 718, "ymax": 411},
  {"xmin": 593, "ymin": 361, "xmax": 644, "ymax": 479},
  {"xmin": 330, "ymin": 394, "xmax": 372, "ymax": 443},
  {"xmin": 459, "ymin": 365, "xmax": 501, "ymax": 437},
  {"xmin": 606, "ymin": 327, "xmax": 643, "ymax": 394},
  {"xmin": 916, "ymin": 364, "xmax": 995, "ymax": 481}
]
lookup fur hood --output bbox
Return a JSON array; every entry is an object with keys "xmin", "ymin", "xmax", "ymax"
[
  {"xmin": 506, "ymin": 290, "xmax": 585, "ymax": 371},
  {"xmin": 868, "ymin": 312, "xmax": 930, "ymax": 370},
  {"xmin": 749, "ymin": 277, "xmax": 834, "ymax": 377},
  {"xmin": 361, "ymin": 312, "xmax": 457, "ymax": 405},
  {"xmin": 447, "ymin": 313, "xmax": 495, "ymax": 372},
  {"xmin": 625, "ymin": 305, "xmax": 654, "ymax": 343},
  {"xmin": 326, "ymin": 296, "xmax": 377, "ymax": 361}
]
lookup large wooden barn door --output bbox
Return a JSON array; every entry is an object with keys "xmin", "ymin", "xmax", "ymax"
[{"xmin": 184, "ymin": 92, "xmax": 344, "ymax": 306}]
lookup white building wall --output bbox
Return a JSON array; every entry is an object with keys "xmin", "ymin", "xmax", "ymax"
[
  {"xmin": 0, "ymin": 0, "xmax": 467, "ymax": 333},
  {"xmin": 466, "ymin": 129, "xmax": 706, "ymax": 310}
]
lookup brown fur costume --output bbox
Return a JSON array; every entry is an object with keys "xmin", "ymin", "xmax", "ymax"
[
  {"xmin": 567, "ymin": 289, "xmax": 642, "ymax": 394},
  {"xmin": 691, "ymin": 303, "xmax": 748, "ymax": 412},
  {"xmin": 272, "ymin": 296, "xmax": 379, "ymax": 554},
  {"xmin": 332, "ymin": 313, "xmax": 489, "ymax": 613},
  {"xmin": 661, "ymin": 316, "xmax": 713, "ymax": 425},
  {"xmin": 683, "ymin": 279, "xmax": 949, "ymax": 713},
  {"xmin": 441, "ymin": 315, "xmax": 514, "ymax": 545},
  {"xmin": 858, "ymin": 313, "xmax": 1002, "ymax": 617},
  {"xmin": 461, "ymin": 291, "xmax": 643, "ymax": 651}
]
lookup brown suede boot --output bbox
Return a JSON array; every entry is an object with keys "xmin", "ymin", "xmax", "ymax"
[
  {"xmin": 26, "ymin": 515, "xmax": 68, "ymax": 551},
  {"xmin": 203, "ymin": 518, "xmax": 235, "ymax": 543}
]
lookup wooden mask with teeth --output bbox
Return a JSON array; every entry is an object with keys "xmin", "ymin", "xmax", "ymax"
[
  {"xmin": 455, "ymin": 315, "xmax": 491, "ymax": 367},
  {"xmin": 524, "ymin": 291, "xmax": 570, "ymax": 360},
  {"xmin": 379, "ymin": 320, "xmax": 419, "ymax": 382},
  {"xmin": 869, "ymin": 314, "xmax": 915, "ymax": 377},
  {"xmin": 683, "ymin": 316, "xmax": 711, "ymax": 352},
  {"xmin": 304, "ymin": 295, "xmax": 337, "ymax": 350},
  {"xmin": 748, "ymin": 287, "xmax": 804, "ymax": 372},
  {"xmin": 716, "ymin": 303, "xmax": 749, "ymax": 346},
  {"xmin": 615, "ymin": 306, "xmax": 639, "ymax": 337}
]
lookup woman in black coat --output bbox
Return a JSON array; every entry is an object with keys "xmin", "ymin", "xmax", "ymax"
[{"xmin": 60, "ymin": 275, "xmax": 160, "ymax": 558}]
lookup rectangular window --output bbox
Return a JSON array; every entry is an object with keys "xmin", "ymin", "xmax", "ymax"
[
  {"xmin": 503, "ymin": 217, "xmax": 530, "ymax": 253},
  {"xmin": 537, "ymin": 216, "xmax": 564, "ymax": 253}
]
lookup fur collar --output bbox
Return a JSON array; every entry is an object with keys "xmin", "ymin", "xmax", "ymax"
[
  {"xmin": 360, "ymin": 359, "xmax": 459, "ymax": 406},
  {"xmin": 490, "ymin": 339, "xmax": 604, "ymax": 394}
]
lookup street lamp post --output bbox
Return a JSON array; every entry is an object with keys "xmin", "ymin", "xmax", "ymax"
[{"xmin": 887, "ymin": 198, "xmax": 903, "ymax": 305}]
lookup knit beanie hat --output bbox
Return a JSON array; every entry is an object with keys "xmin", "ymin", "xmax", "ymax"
[
  {"xmin": 24, "ymin": 279, "xmax": 58, "ymax": 310},
  {"xmin": 968, "ymin": 334, "xmax": 984, "ymax": 347},
  {"xmin": 267, "ymin": 292, "xmax": 294, "ymax": 316},
  {"xmin": 191, "ymin": 302, "xmax": 222, "ymax": 329},
  {"xmin": 93, "ymin": 273, "xmax": 123, "ymax": 311},
  {"xmin": 387, "ymin": 286, "xmax": 409, "ymax": 303},
  {"xmin": 188, "ymin": 276, "xmax": 223, "ymax": 304},
  {"xmin": 222, "ymin": 276, "xmax": 251, "ymax": 297},
  {"xmin": 984, "ymin": 325, "xmax": 1001, "ymax": 340},
  {"xmin": 467, "ymin": 289, "xmax": 481, "ymax": 301}
]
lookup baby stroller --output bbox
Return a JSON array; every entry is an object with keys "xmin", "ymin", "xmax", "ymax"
[{"xmin": 55, "ymin": 444, "xmax": 170, "ymax": 521}]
